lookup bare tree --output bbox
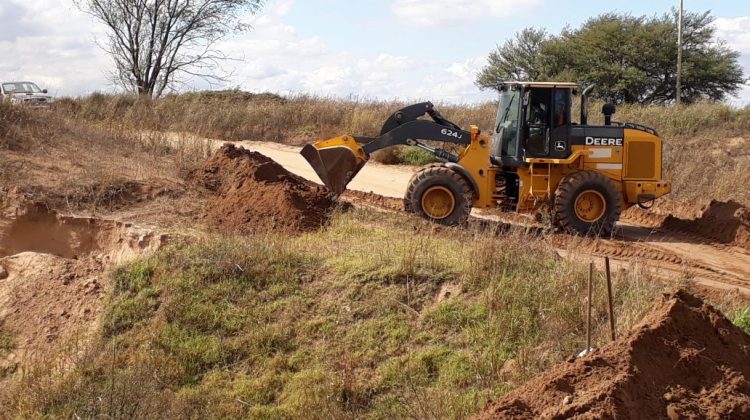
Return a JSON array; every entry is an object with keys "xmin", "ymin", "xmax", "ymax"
[{"xmin": 77, "ymin": 0, "xmax": 263, "ymax": 98}]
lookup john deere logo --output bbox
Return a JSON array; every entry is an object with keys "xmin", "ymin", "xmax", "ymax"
[{"xmin": 585, "ymin": 137, "xmax": 623, "ymax": 146}]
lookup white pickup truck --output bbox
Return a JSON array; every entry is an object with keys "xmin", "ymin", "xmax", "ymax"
[{"xmin": 0, "ymin": 81, "xmax": 54, "ymax": 109}]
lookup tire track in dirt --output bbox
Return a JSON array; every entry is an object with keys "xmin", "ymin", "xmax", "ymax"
[{"xmin": 344, "ymin": 190, "xmax": 750, "ymax": 295}]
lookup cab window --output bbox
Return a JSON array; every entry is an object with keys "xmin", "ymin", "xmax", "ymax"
[
  {"xmin": 526, "ymin": 89, "xmax": 548, "ymax": 126},
  {"xmin": 525, "ymin": 88, "xmax": 550, "ymax": 156},
  {"xmin": 553, "ymin": 88, "xmax": 569, "ymax": 127}
]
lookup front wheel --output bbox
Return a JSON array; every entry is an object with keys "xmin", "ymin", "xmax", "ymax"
[
  {"xmin": 552, "ymin": 171, "xmax": 622, "ymax": 236},
  {"xmin": 404, "ymin": 165, "xmax": 473, "ymax": 226}
]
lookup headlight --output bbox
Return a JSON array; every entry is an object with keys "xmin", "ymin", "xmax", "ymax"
[{"xmin": 10, "ymin": 97, "xmax": 20, "ymax": 103}]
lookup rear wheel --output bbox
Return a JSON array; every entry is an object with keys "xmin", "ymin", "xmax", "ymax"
[
  {"xmin": 553, "ymin": 171, "xmax": 622, "ymax": 236},
  {"xmin": 405, "ymin": 165, "xmax": 473, "ymax": 226}
]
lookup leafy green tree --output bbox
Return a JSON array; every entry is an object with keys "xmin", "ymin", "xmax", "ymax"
[
  {"xmin": 477, "ymin": 11, "xmax": 745, "ymax": 104},
  {"xmin": 476, "ymin": 28, "xmax": 549, "ymax": 90}
]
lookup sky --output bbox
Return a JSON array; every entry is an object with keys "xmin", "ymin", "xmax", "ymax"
[{"xmin": 1, "ymin": 0, "xmax": 749, "ymax": 104}]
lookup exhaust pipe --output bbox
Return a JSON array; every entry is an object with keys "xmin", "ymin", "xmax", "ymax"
[{"xmin": 580, "ymin": 84, "xmax": 596, "ymax": 125}]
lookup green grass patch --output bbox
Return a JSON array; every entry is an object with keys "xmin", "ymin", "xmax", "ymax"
[
  {"xmin": 734, "ymin": 307, "xmax": 750, "ymax": 334},
  {"xmin": 0, "ymin": 330, "xmax": 14, "ymax": 355},
  {"xmin": 394, "ymin": 146, "xmax": 439, "ymax": 166},
  {"xmin": 0, "ymin": 209, "xmax": 672, "ymax": 418}
]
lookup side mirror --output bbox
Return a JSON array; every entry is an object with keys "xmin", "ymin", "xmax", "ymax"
[{"xmin": 43, "ymin": 89, "xmax": 48, "ymax": 94}]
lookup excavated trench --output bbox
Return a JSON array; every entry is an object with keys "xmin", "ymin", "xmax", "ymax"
[
  {"xmin": 0, "ymin": 199, "xmax": 168, "ymax": 376},
  {"xmin": 0, "ymin": 204, "xmax": 112, "ymax": 259},
  {"xmin": 0, "ymin": 202, "xmax": 167, "ymax": 262}
]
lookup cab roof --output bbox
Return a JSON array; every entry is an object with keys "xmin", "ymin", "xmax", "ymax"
[{"xmin": 502, "ymin": 81, "xmax": 578, "ymax": 88}]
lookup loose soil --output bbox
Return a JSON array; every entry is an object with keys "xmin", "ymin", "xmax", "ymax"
[
  {"xmin": 477, "ymin": 290, "xmax": 750, "ymax": 419},
  {"xmin": 662, "ymin": 200, "xmax": 750, "ymax": 249},
  {"xmin": 0, "ymin": 195, "xmax": 168, "ymax": 376},
  {"xmin": 189, "ymin": 143, "xmax": 337, "ymax": 233},
  {"xmin": 0, "ymin": 252, "xmax": 105, "ymax": 376}
]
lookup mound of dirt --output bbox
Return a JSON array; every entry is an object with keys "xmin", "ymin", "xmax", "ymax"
[
  {"xmin": 189, "ymin": 144, "xmax": 336, "ymax": 233},
  {"xmin": 662, "ymin": 200, "xmax": 750, "ymax": 249},
  {"xmin": 477, "ymin": 290, "xmax": 750, "ymax": 419}
]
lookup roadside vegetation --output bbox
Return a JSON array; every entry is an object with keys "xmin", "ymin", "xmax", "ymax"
[
  {"xmin": 477, "ymin": 11, "xmax": 744, "ymax": 104},
  {"xmin": 53, "ymin": 91, "xmax": 750, "ymax": 204},
  {"xmin": 2, "ymin": 208, "xmax": 675, "ymax": 418}
]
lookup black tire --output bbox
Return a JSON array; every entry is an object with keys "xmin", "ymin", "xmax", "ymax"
[
  {"xmin": 404, "ymin": 164, "xmax": 473, "ymax": 226},
  {"xmin": 552, "ymin": 171, "xmax": 622, "ymax": 236}
]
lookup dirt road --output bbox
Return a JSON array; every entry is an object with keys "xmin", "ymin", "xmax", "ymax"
[{"xmin": 222, "ymin": 139, "xmax": 750, "ymax": 296}]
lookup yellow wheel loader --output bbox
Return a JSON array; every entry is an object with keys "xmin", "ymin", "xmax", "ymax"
[{"xmin": 301, "ymin": 82, "xmax": 671, "ymax": 236}]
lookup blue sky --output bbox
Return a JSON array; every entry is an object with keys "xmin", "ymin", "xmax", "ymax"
[
  {"xmin": 284, "ymin": 0, "xmax": 747, "ymax": 59},
  {"xmin": 1, "ymin": 0, "xmax": 749, "ymax": 103}
]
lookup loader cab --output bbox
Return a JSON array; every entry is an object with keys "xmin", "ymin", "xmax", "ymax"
[{"xmin": 492, "ymin": 82, "xmax": 577, "ymax": 167}]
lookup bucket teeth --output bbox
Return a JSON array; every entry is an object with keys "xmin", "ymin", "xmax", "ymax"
[{"xmin": 301, "ymin": 144, "xmax": 365, "ymax": 195}]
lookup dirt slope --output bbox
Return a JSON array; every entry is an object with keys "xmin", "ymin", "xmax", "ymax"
[
  {"xmin": 0, "ymin": 195, "xmax": 168, "ymax": 375},
  {"xmin": 662, "ymin": 200, "xmax": 750, "ymax": 250},
  {"xmin": 0, "ymin": 252, "xmax": 104, "ymax": 374},
  {"xmin": 477, "ymin": 290, "xmax": 750, "ymax": 419}
]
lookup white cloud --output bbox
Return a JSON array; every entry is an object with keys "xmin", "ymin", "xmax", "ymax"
[
  {"xmin": 391, "ymin": 0, "xmax": 541, "ymax": 26},
  {"xmin": 715, "ymin": 16, "xmax": 750, "ymax": 54},
  {"xmin": 0, "ymin": 0, "xmax": 494, "ymax": 103},
  {"xmin": 714, "ymin": 16, "xmax": 750, "ymax": 104},
  {"xmin": 216, "ymin": 1, "xmax": 494, "ymax": 103}
]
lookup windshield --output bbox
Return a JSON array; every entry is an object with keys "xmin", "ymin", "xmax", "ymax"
[
  {"xmin": 495, "ymin": 89, "xmax": 520, "ymax": 157},
  {"xmin": 496, "ymin": 90, "xmax": 520, "ymax": 133},
  {"xmin": 2, "ymin": 82, "xmax": 42, "ymax": 94}
]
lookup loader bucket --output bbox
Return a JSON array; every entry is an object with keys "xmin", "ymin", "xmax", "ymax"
[{"xmin": 301, "ymin": 136, "xmax": 367, "ymax": 195}]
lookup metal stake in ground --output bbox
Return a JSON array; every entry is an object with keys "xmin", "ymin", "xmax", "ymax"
[
  {"xmin": 605, "ymin": 257, "xmax": 616, "ymax": 341},
  {"xmin": 587, "ymin": 262, "xmax": 594, "ymax": 353}
]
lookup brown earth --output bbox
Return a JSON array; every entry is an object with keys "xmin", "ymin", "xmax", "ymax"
[
  {"xmin": 342, "ymin": 189, "xmax": 405, "ymax": 211},
  {"xmin": 189, "ymin": 143, "xmax": 337, "ymax": 233},
  {"xmin": 0, "ymin": 252, "xmax": 105, "ymax": 376},
  {"xmin": 0, "ymin": 195, "xmax": 168, "ymax": 376},
  {"xmin": 477, "ymin": 290, "xmax": 750, "ymax": 419},
  {"xmin": 662, "ymin": 200, "xmax": 750, "ymax": 250}
]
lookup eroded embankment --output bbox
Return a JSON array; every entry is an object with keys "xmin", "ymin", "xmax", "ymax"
[
  {"xmin": 623, "ymin": 199, "xmax": 750, "ymax": 250},
  {"xmin": 661, "ymin": 200, "xmax": 750, "ymax": 249},
  {"xmin": 0, "ymin": 196, "xmax": 167, "ymax": 375}
]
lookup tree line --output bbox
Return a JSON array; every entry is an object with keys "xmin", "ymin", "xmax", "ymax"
[{"xmin": 476, "ymin": 10, "xmax": 745, "ymax": 104}]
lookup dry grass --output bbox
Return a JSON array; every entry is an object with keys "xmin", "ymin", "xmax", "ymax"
[
  {"xmin": 54, "ymin": 91, "xmax": 750, "ymax": 205},
  {"xmin": 0, "ymin": 209, "xmax": 680, "ymax": 419},
  {"xmin": 55, "ymin": 91, "xmax": 497, "ymax": 145},
  {"xmin": 1, "ymin": 94, "xmax": 748, "ymax": 418},
  {"xmin": 0, "ymin": 102, "xmax": 209, "ymax": 213}
]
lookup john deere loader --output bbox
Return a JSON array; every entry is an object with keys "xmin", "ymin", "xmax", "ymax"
[{"xmin": 301, "ymin": 82, "xmax": 670, "ymax": 236}]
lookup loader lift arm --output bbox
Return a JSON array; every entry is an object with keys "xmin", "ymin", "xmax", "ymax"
[{"xmin": 301, "ymin": 102, "xmax": 473, "ymax": 195}]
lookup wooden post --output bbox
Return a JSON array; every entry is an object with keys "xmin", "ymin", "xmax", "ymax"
[
  {"xmin": 676, "ymin": 0, "xmax": 684, "ymax": 105},
  {"xmin": 605, "ymin": 257, "xmax": 616, "ymax": 341},
  {"xmin": 587, "ymin": 262, "xmax": 593, "ymax": 353}
]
